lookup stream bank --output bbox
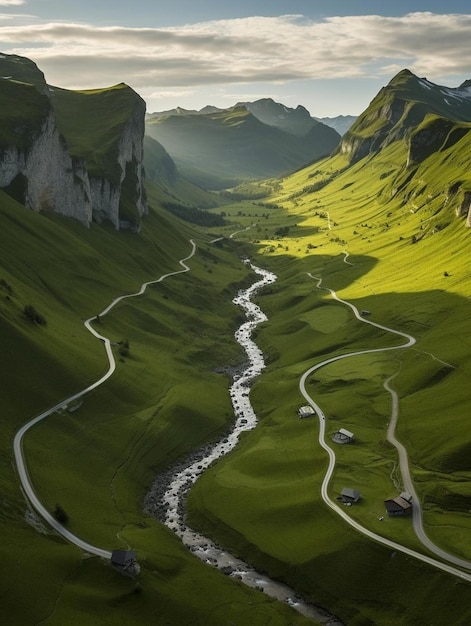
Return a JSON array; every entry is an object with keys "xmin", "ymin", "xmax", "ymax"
[{"xmin": 145, "ymin": 260, "xmax": 343, "ymax": 625}]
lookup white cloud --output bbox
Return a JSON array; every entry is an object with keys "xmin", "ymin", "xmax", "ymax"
[
  {"xmin": 0, "ymin": 1, "xmax": 26, "ymax": 5},
  {"xmin": 0, "ymin": 12, "xmax": 470, "ymax": 93},
  {"xmin": 145, "ymin": 88, "xmax": 195, "ymax": 99}
]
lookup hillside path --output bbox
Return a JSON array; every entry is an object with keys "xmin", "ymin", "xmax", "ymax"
[
  {"xmin": 13, "ymin": 241, "xmax": 196, "ymax": 559},
  {"xmin": 300, "ymin": 270, "xmax": 471, "ymax": 582}
]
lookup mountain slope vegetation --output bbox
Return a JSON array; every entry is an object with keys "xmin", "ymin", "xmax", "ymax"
[
  {"xmin": 1, "ymin": 58, "xmax": 471, "ymax": 626},
  {"xmin": 145, "ymin": 104, "xmax": 340, "ymax": 189},
  {"xmin": 339, "ymin": 68, "xmax": 471, "ymax": 163},
  {"xmin": 0, "ymin": 184, "xmax": 317, "ymax": 626},
  {"xmin": 186, "ymin": 70, "xmax": 471, "ymax": 625}
]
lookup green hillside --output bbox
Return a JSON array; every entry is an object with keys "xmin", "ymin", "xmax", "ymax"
[
  {"xmin": 339, "ymin": 69, "xmax": 471, "ymax": 162},
  {"xmin": 0, "ymin": 183, "xmax": 317, "ymax": 626},
  {"xmin": 143, "ymin": 135, "xmax": 220, "ymax": 209},
  {"xmin": 0, "ymin": 54, "xmax": 50, "ymax": 150},
  {"xmin": 0, "ymin": 52, "xmax": 48, "ymax": 91},
  {"xmin": 2, "ymin": 59, "xmax": 471, "ymax": 626},
  {"xmin": 51, "ymin": 84, "xmax": 144, "ymax": 185},
  {"xmin": 185, "ymin": 73, "xmax": 471, "ymax": 625},
  {"xmin": 145, "ymin": 105, "xmax": 340, "ymax": 189}
]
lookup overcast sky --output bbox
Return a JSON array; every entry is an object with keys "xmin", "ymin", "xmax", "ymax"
[{"xmin": 1, "ymin": 1, "xmax": 471, "ymax": 116}]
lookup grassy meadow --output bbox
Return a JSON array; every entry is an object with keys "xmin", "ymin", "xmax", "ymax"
[
  {"xmin": 187, "ymin": 140, "xmax": 471, "ymax": 623},
  {"xmin": 2, "ymin": 107, "xmax": 471, "ymax": 625},
  {"xmin": 0, "ymin": 184, "xmax": 318, "ymax": 625}
]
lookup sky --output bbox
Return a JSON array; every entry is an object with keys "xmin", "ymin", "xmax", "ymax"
[{"xmin": 1, "ymin": 1, "xmax": 471, "ymax": 117}]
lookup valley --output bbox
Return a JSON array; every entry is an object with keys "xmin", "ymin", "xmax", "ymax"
[{"xmin": 0, "ymin": 53, "xmax": 470, "ymax": 626}]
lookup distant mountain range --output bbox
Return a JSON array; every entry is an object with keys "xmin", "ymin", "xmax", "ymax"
[
  {"xmin": 147, "ymin": 99, "xmax": 356, "ymax": 136},
  {"xmin": 146, "ymin": 99, "xmax": 342, "ymax": 188},
  {"xmin": 313, "ymin": 114, "xmax": 357, "ymax": 136}
]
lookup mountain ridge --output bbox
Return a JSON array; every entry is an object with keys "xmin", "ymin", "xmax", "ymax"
[
  {"xmin": 148, "ymin": 97, "xmax": 356, "ymax": 136},
  {"xmin": 145, "ymin": 102, "xmax": 341, "ymax": 189},
  {"xmin": 339, "ymin": 68, "xmax": 471, "ymax": 164}
]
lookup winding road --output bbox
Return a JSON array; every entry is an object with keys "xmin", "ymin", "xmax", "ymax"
[
  {"xmin": 300, "ymin": 270, "xmax": 471, "ymax": 581},
  {"xmin": 13, "ymin": 241, "xmax": 196, "ymax": 558},
  {"xmin": 13, "ymin": 232, "xmax": 471, "ymax": 606}
]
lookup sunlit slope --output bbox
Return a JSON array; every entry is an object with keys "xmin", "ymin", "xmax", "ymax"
[
  {"xmin": 188, "ymin": 99, "xmax": 471, "ymax": 624},
  {"xmin": 282, "ymin": 142, "xmax": 471, "ymax": 505},
  {"xmin": 272, "ymin": 138, "xmax": 471, "ymax": 298},
  {"xmin": 339, "ymin": 68, "xmax": 471, "ymax": 163},
  {"xmin": 267, "ymin": 124, "xmax": 471, "ymax": 482}
]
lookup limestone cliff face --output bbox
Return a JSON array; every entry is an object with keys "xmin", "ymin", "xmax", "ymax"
[
  {"xmin": 0, "ymin": 106, "xmax": 92, "ymax": 225},
  {"xmin": 89, "ymin": 98, "xmax": 147, "ymax": 229},
  {"xmin": 0, "ymin": 53, "xmax": 147, "ymax": 229},
  {"xmin": 338, "ymin": 97, "xmax": 407, "ymax": 163}
]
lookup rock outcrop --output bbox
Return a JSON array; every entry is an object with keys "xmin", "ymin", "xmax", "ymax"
[
  {"xmin": 0, "ymin": 109, "xmax": 92, "ymax": 226},
  {"xmin": 338, "ymin": 69, "xmax": 471, "ymax": 164},
  {"xmin": 86, "ymin": 93, "xmax": 147, "ymax": 229},
  {"xmin": 448, "ymin": 184, "xmax": 471, "ymax": 228},
  {"xmin": 0, "ymin": 53, "xmax": 147, "ymax": 229}
]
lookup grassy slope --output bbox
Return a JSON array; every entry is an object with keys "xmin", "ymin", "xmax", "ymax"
[
  {"xmin": 0, "ymin": 188, "xmax": 314, "ymax": 626},
  {"xmin": 0, "ymin": 78, "xmax": 50, "ymax": 149},
  {"xmin": 51, "ymin": 84, "xmax": 142, "ymax": 185},
  {"xmin": 187, "ymin": 137, "xmax": 471, "ymax": 624}
]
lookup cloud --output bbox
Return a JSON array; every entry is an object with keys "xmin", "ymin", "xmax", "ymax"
[
  {"xmin": 145, "ymin": 88, "xmax": 195, "ymax": 100},
  {"xmin": 0, "ymin": 1, "xmax": 26, "ymax": 5},
  {"xmin": 0, "ymin": 12, "xmax": 470, "ymax": 93}
]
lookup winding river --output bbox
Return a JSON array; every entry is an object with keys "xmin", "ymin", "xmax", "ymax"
[{"xmin": 145, "ymin": 259, "xmax": 343, "ymax": 625}]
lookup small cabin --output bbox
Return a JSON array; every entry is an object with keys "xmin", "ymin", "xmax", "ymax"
[
  {"xmin": 384, "ymin": 494, "xmax": 413, "ymax": 516},
  {"xmin": 339, "ymin": 487, "xmax": 361, "ymax": 504},
  {"xmin": 297, "ymin": 405, "xmax": 315, "ymax": 419},
  {"xmin": 111, "ymin": 549, "xmax": 137, "ymax": 571},
  {"xmin": 332, "ymin": 428, "xmax": 354, "ymax": 444}
]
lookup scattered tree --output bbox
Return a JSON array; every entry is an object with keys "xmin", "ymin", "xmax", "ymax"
[
  {"xmin": 23, "ymin": 304, "xmax": 47, "ymax": 326},
  {"xmin": 53, "ymin": 504, "xmax": 69, "ymax": 524},
  {"xmin": 118, "ymin": 339, "xmax": 130, "ymax": 357},
  {"xmin": 0, "ymin": 278, "xmax": 13, "ymax": 295}
]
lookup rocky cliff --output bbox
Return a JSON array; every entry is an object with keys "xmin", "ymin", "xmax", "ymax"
[
  {"xmin": 0, "ymin": 108, "xmax": 93, "ymax": 226},
  {"xmin": 0, "ymin": 53, "xmax": 147, "ymax": 229},
  {"xmin": 338, "ymin": 69, "xmax": 471, "ymax": 164},
  {"xmin": 69, "ymin": 86, "xmax": 148, "ymax": 229}
]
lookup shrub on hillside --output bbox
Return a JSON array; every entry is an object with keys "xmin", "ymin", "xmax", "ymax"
[
  {"xmin": 23, "ymin": 304, "xmax": 47, "ymax": 325},
  {"xmin": 53, "ymin": 504, "xmax": 69, "ymax": 524},
  {"xmin": 118, "ymin": 339, "xmax": 130, "ymax": 357}
]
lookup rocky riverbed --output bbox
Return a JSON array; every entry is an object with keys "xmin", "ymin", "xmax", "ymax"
[{"xmin": 144, "ymin": 260, "xmax": 343, "ymax": 625}]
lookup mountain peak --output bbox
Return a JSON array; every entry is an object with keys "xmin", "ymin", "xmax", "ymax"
[
  {"xmin": 339, "ymin": 68, "xmax": 471, "ymax": 163},
  {"xmin": 387, "ymin": 68, "xmax": 418, "ymax": 87}
]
